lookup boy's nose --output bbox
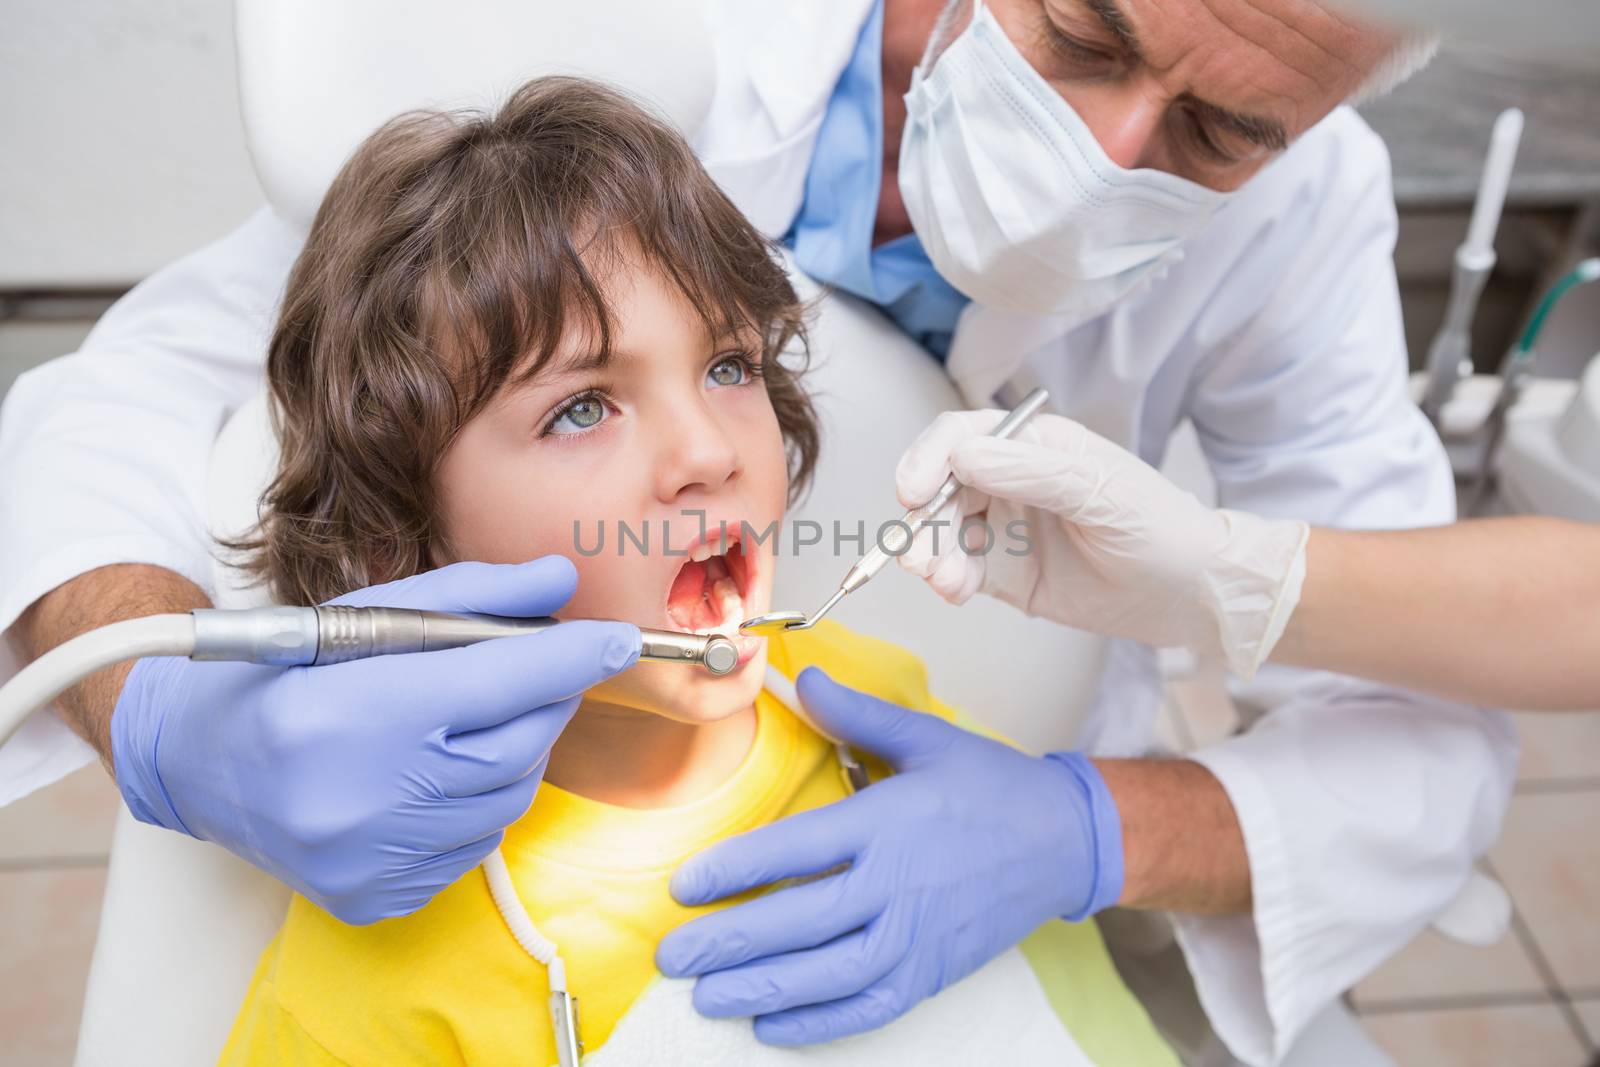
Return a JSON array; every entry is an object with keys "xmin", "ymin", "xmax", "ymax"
[{"xmin": 652, "ymin": 400, "xmax": 741, "ymax": 501}]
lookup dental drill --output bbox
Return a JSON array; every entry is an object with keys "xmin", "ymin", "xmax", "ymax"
[{"xmin": 0, "ymin": 606, "xmax": 737, "ymax": 748}]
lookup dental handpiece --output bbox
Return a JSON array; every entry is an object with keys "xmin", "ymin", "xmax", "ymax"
[
  {"xmin": 745, "ymin": 388, "xmax": 1050, "ymax": 636},
  {"xmin": 0, "ymin": 607, "xmax": 737, "ymax": 755},
  {"xmin": 190, "ymin": 606, "xmax": 739, "ymax": 675}
]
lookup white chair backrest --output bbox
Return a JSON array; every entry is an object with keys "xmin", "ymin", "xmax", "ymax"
[
  {"xmin": 236, "ymin": 0, "xmax": 718, "ymax": 230},
  {"xmin": 776, "ymin": 268, "xmax": 1106, "ymax": 752}
]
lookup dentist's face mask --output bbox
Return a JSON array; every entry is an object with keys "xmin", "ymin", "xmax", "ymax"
[{"xmin": 898, "ymin": 0, "xmax": 1230, "ymax": 318}]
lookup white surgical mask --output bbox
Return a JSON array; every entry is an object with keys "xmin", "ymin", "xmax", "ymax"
[{"xmin": 898, "ymin": 0, "xmax": 1229, "ymax": 318}]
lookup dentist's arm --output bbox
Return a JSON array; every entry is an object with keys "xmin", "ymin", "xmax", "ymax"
[
  {"xmin": 898, "ymin": 409, "xmax": 1600, "ymax": 709},
  {"xmin": 22, "ymin": 557, "xmax": 640, "ymax": 925},
  {"xmin": 18, "ymin": 564, "xmax": 211, "ymax": 766},
  {"xmin": 1280, "ymin": 518, "xmax": 1600, "ymax": 708}
]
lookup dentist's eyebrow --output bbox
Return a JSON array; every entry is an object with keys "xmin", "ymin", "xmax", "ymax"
[
  {"xmin": 1082, "ymin": 0, "xmax": 1139, "ymax": 52},
  {"xmin": 1078, "ymin": 0, "xmax": 1289, "ymax": 153},
  {"xmin": 1188, "ymin": 97, "xmax": 1288, "ymax": 152}
]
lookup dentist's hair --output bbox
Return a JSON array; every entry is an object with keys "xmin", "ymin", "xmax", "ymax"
[
  {"xmin": 1349, "ymin": 31, "xmax": 1440, "ymax": 104},
  {"xmin": 237, "ymin": 76, "xmax": 819, "ymax": 606}
]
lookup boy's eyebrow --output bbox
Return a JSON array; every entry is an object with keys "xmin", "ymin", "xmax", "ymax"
[
  {"xmin": 521, "ymin": 344, "xmax": 616, "ymax": 385},
  {"xmin": 552, "ymin": 348, "xmax": 612, "ymax": 375}
]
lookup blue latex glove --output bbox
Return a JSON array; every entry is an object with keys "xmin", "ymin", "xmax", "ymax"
[
  {"xmin": 656, "ymin": 667, "xmax": 1123, "ymax": 1045},
  {"xmin": 111, "ymin": 556, "xmax": 638, "ymax": 924}
]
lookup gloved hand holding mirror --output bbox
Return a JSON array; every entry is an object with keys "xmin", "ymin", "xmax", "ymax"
[{"xmin": 895, "ymin": 409, "xmax": 1310, "ymax": 679}]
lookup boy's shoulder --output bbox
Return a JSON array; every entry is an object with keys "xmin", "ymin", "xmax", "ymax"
[
  {"xmin": 769, "ymin": 620, "xmax": 1015, "ymax": 745},
  {"xmin": 766, "ymin": 619, "xmax": 948, "ymax": 723}
]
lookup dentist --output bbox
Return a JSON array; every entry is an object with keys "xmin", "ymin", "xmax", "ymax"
[
  {"xmin": 0, "ymin": 1, "xmax": 1513, "ymax": 1065},
  {"xmin": 653, "ymin": 1, "xmax": 1513, "ymax": 1063}
]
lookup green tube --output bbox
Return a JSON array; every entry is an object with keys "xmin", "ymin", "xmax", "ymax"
[{"xmin": 1514, "ymin": 257, "xmax": 1600, "ymax": 358}]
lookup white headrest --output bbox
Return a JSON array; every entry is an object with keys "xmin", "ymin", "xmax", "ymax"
[{"xmin": 235, "ymin": 0, "xmax": 718, "ymax": 230}]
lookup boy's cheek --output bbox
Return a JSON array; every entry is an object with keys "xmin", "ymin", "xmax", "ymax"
[{"xmin": 558, "ymin": 549, "xmax": 668, "ymax": 627}]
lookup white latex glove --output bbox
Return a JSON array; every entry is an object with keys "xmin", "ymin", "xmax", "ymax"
[{"xmin": 895, "ymin": 409, "xmax": 1310, "ymax": 679}]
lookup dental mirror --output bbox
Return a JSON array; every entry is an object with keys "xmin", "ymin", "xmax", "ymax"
[{"xmin": 739, "ymin": 610, "xmax": 810, "ymax": 636}]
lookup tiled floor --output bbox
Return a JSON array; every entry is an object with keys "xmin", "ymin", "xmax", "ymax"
[
  {"xmin": 0, "ymin": 763, "xmax": 118, "ymax": 1067},
  {"xmin": 0, "ymin": 694, "xmax": 1596, "ymax": 1064},
  {"xmin": 1161, "ymin": 679, "xmax": 1600, "ymax": 1066}
]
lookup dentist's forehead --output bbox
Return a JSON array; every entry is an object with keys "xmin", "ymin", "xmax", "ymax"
[
  {"xmin": 963, "ymin": 0, "xmax": 1395, "ymax": 142},
  {"xmin": 1149, "ymin": 0, "xmax": 1387, "ymax": 78},
  {"xmin": 1082, "ymin": 0, "xmax": 1389, "ymax": 108}
]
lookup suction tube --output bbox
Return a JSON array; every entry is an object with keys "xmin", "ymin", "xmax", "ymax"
[{"xmin": 0, "ymin": 614, "xmax": 196, "ymax": 748}]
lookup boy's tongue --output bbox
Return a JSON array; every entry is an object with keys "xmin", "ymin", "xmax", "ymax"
[{"xmin": 667, "ymin": 554, "xmax": 740, "ymax": 632}]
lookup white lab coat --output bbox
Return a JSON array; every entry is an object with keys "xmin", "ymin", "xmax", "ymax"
[{"xmin": 0, "ymin": 3, "xmax": 1514, "ymax": 1065}]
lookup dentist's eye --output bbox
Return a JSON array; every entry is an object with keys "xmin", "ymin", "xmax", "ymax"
[
  {"xmin": 1181, "ymin": 110, "xmax": 1243, "ymax": 165},
  {"xmin": 542, "ymin": 391, "xmax": 612, "ymax": 437},
  {"xmin": 1037, "ymin": 15, "xmax": 1123, "ymax": 76},
  {"xmin": 707, "ymin": 352, "xmax": 763, "ymax": 388}
]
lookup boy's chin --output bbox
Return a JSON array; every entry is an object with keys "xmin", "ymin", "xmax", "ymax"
[
  {"xmin": 601, "ymin": 647, "xmax": 769, "ymax": 724},
  {"xmin": 670, "ymin": 650, "xmax": 768, "ymax": 722}
]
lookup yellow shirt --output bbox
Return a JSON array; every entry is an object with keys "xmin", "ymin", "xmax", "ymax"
[{"xmin": 220, "ymin": 622, "xmax": 1175, "ymax": 1067}]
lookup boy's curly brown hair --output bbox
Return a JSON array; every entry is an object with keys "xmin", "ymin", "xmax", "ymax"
[{"xmin": 235, "ymin": 77, "xmax": 818, "ymax": 606}]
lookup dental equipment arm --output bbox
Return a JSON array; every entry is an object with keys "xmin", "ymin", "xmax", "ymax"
[
  {"xmin": 1, "ymin": 605, "xmax": 735, "ymax": 749},
  {"xmin": 1419, "ymin": 108, "xmax": 1523, "ymax": 424}
]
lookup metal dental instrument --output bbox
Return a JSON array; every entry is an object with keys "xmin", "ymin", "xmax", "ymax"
[
  {"xmin": 192, "ymin": 606, "xmax": 739, "ymax": 674},
  {"xmin": 742, "ymin": 387, "xmax": 1051, "ymax": 637},
  {"xmin": 0, "ymin": 608, "xmax": 737, "ymax": 749}
]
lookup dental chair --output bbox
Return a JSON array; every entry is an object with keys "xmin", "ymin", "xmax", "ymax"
[{"xmin": 71, "ymin": 2, "xmax": 1387, "ymax": 1063}]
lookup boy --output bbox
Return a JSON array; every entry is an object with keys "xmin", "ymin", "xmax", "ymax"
[{"xmin": 221, "ymin": 77, "xmax": 1174, "ymax": 1066}]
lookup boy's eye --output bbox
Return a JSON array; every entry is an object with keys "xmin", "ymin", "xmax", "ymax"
[
  {"xmin": 707, "ymin": 355, "xmax": 751, "ymax": 388},
  {"xmin": 545, "ymin": 394, "xmax": 609, "ymax": 436}
]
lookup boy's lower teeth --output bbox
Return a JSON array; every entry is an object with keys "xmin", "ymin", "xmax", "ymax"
[
  {"xmin": 713, "ymin": 578, "xmax": 739, "ymax": 617},
  {"xmin": 689, "ymin": 577, "xmax": 743, "ymax": 635}
]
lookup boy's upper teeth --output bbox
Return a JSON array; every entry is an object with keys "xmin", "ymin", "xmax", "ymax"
[{"xmin": 691, "ymin": 534, "xmax": 735, "ymax": 563}]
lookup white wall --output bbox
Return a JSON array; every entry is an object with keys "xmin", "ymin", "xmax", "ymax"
[{"xmin": 0, "ymin": 0, "xmax": 263, "ymax": 289}]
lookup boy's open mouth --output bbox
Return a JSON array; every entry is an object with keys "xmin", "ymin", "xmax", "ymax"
[{"xmin": 665, "ymin": 527, "xmax": 753, "ymax": 634}]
